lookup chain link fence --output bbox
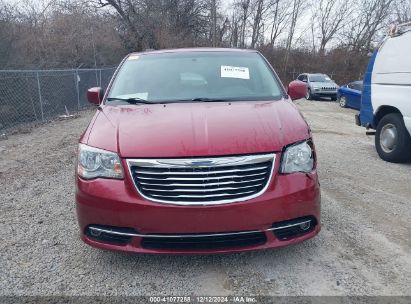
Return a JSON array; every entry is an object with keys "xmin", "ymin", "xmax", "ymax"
[{"xmin": 0, "ymin": 67, "xmax": 116, "ymax": 130}]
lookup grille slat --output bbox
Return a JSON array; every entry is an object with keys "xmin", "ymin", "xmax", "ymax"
[
  {"xmin": 138, "ymin": 177, "xmax": 266, "ymax": 187},
  {"xmin": 128, "ymin": 154, "xmax": 275, "ymax": 205},
  {"xmin": 136, "ymin": 171, "xmax": 267, "ymax": 180},
  {"xmin": 134, "ymin": 165, "xmax": 269, "ymax": 175},
  {"xmin": 142, "ymin": 183, "xmax": 263, "ymax": 193},
  {"xmin": 151, "ymin": 190, "xmax": 256, "ymax": 198}
]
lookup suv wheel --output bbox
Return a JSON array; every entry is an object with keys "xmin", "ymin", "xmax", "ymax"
[
  {"xmin": 375, "ymin": 113, "xmax": 411, "ymax": 163},
  {"xmin": 305, "ymin": 88, "xmax": 312, "ymax": 100},
  {"xmin": 339, "ymin": 96, "xmax": 347, "ymax": 107}
]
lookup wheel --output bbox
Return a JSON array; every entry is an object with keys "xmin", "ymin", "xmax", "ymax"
[
  {"xmin": 339, "ymin": 96, "xmax": 347, "ymax": 107},
  {"xmin": 375, "ymin": 113, "xmax": 411, "ymax": 163},
  {"xmin": 305, "ymin": 88, "xmax": 312, "ymax": 100},
  {"xmin": 331, "ymin": 95, "xmax": 337, "ymax": 101}
]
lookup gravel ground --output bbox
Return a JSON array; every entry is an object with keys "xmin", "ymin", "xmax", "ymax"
[{"xmin": 1, "ymin": 100, "xmax": 410, "ymax": 296}]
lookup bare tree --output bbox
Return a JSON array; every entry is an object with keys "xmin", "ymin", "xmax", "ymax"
[
  {"xmin": 0, "ymin": 0, "xmax": 125, "ymax": 68},
  {"xmin": 391, "ymin": 0, "xmax": 411, "ymax": 23},
  {"xmin": 238, "ymin": 0, "xmax": 251, "ymax": 47},
  {"xmin": 267, "ymin": 0, "xmax": 291, "ymax": 48},
  {"xmin": 207, "ymin": 0, "xmax": 229, "ymax": 47},
  {"xmin": 210, "ymin": 0, "xmax": 217, "ymax": 46},
  {"xmin": 94, "ymin": 0, "xmax": 145, "ymax": 50},
  {"xmin": 311, "ymin": 0, "xmax": 350, "ymax": 53},
  {"xmin": 228, "ymin": 8, "xmax": 240, "ymax": 47},
  {"xmin": 250, "ymin": 0, "xmax": 268, "ymax": 48},
  {"xmin": 0, "ymin": 0, "xmax": 401, "ymax": 85},
  {"xmin": 284, "ymin": 0, "xmax": 305, "ymax": 69},
  {"xmin": 341, "ymin": 0, "xmax": 395, "ymax": 53},
  {"xmin": 0, "ymin": 0, "xmax": 16, "ymax": 68},
  {"xmin": 95, "ymin": 0, "xmax": 209, "ymax": 51},
  {"xmin": 218, "ymin": 17, "xmax": 230, "ymax": 46},
  {"xmin": 309, "ymin": 14, "xmax": 316, "ymax": 53}
]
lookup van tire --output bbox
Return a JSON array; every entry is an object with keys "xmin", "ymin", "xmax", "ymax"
[{"xmin": 375, "ymin": 113, "xmax": 411, "ymax": 163}]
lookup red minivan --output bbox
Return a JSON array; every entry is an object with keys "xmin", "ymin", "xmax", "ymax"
[{"xmin": 76, "ymin": 48, "xmax": 319, "ymax": 254}]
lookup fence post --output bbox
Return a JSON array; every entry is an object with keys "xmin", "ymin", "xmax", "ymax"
[
  {"xmin": 25, "ymin": 76, "xmax": 38, "ymax": 121},
  {"xmin": 75, "ymin": 70, "xmax": 80, "ymax": 110},
  {"xmin": 99, "ymin": 69, "xmax": 102, "ymax": 87},
  {"xmin": 36, "ymin": 72, "xmax": 44, "ymax": 121}
]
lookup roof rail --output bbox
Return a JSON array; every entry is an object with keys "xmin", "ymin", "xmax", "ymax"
[{"xmin": 388, "ymin": 21, "xmax": 411, "ymax": 37}]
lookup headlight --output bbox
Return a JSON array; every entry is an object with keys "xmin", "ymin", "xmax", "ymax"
[
  {"xmin": 77, "ymin": 144, "xmax": 124, "ymax": 179},
  {"xmin": 280, "ymin": 140, "xmax": 314, "ymax": 173}
]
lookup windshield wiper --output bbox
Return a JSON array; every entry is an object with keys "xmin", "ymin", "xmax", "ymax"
[
  {"xmin": 107, "ymin": 97, "xmax": 153, "ymax": 104},
  {"xmin": 107, "ymin": 97, "xmax": 230, "ymax": 104},
  {"xmin": 190, "ymin": 97, "xmax": 229, "ymax": 102}
]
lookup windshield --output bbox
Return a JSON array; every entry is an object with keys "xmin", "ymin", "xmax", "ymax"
[
  {"xmin": 107, "ymin": 51, "xmax": 283, "ymax": 104},
  {"xmin": 353, "ymin": 81, "xmax": 363, "ymax": 91},
  {"xmin": 309, "ymin": 75, "xmax": 332, "ymax": 82}
]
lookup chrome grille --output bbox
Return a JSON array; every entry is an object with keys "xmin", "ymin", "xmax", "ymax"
[
  {"xmin": 127, "ymin": 154, "xmax": 275, "ymax": 205},
  {"xmin": 321, "ymin": 86, "xmax": 336, "ymax": 91}
]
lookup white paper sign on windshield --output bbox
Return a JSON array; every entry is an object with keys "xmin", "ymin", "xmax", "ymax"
[{"xmin": 221, "ymin": 66, "xmax": 250, "ymax": 79}]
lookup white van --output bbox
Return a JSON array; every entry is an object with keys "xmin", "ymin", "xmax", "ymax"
[{"xmin": 356, "ymin": 22, "xmax": 411, "ymax": 163}]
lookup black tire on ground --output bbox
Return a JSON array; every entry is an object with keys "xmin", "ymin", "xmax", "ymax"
[
  {"xmin": 331, "ymin": 95, "xmax": 337, "ymax": 101},
  {"xmin": 339, "ymin": 96, "xmax": 347, "ymax": 107},
  {"xmin": 305, "ymin": 88, "xmax": 312, "ymax": 100},
  {"xmin": 375, "ymin": 113, "xmax": 411, "ymax": 163}
]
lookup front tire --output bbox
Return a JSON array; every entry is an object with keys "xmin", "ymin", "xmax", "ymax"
[
  {"xmin": 375, "ymin": 113, "xmax": 411, "ymax": 163},
  {"xmin": 306, "ymin": 88, "xmax": 312, "ymax": 100},
  {"xmin": 339, "ymin": 96, "xmax": 347, "ymax": 107}
]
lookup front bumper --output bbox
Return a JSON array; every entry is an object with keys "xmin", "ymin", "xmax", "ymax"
[
  {"xmin": 312, "ymin": 89, "xmax": 337, "ymax": 97},
  {"xmin": 76, "ymin": 160, "xmax": 321, "ymax": 254}
]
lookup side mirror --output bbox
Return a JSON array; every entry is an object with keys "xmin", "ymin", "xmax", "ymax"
[
  {"xmin": 287, "ymin": 80, "xmax": 307, "ymax": 101},
  {"xmin": 87, "ymin": 87, "xmax": 104, "ymax": 105}
]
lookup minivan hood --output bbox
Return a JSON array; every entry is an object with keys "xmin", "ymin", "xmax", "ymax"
[{"xmin": 86, "ymin": 100, "xmax": 310, "ymax": 158}]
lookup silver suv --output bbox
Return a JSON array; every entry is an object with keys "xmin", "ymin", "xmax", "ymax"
[{"xmin": 297, "ymin": 73, "xmax": 338, "ymax": 101}]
